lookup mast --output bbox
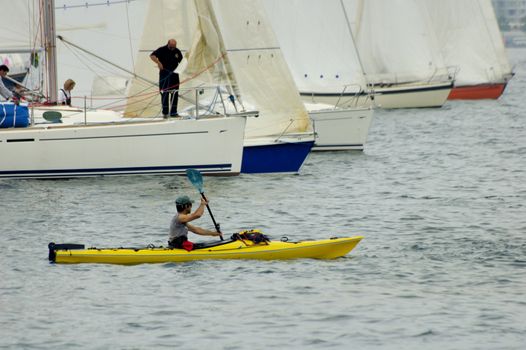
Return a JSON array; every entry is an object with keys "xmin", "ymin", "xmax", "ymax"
[
  {"xmin": 340, "ymin": 0, "xmax": 369, "ymax": 87},
  {"xmin": 41, "ymin": 0, "xmax": 58, "ymax": 103}
]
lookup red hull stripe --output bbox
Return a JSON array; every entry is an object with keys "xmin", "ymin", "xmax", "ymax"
[{"xmin": 448, "ymin": 83, "xmax": 507, "ymax": 100}]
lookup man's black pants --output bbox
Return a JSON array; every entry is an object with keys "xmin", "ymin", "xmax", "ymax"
[{"xmin": 159, "ymin": 70, "xmax": 179, "ymax": 116}]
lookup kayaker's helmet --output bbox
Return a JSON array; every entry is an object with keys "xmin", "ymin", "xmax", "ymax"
[
  {"xmin": 175, "ymin": 195, "xmax": 194, "ymax": 212},
  {"xmin": 175, "ymin": 195, "xmax": 193, "ymax": 205}
]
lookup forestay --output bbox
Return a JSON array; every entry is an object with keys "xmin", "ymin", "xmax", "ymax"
[
  {"xmin": 263, "ymin": 0, "xmax": 367, "ymax": 95},
  {"xmin": 422, "ymin": 0, "xmax": 512, "ymax": 85}
]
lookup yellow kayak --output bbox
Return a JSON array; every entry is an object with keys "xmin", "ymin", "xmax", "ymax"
[{"xmin": 48, "ymin": 235, "xmax": 363, "ymax": 265}]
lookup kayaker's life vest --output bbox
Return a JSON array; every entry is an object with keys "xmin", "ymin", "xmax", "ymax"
[{"xmin": 231, "ymin": 230, "xmax": 270, "ymax": 244}]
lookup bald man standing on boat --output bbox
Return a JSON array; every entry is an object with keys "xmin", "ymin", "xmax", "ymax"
[
  {"xmin": 169, "ymin": 195, "xmax": 222, "ymax": 251},
  {"xmin": 150, "ymin": 39, "xmax": 183, "ymax": 118}
]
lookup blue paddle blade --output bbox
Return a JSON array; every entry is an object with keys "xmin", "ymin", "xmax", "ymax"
[{"xmin": 186, "ymin": 169, "xmax": 204, "ymax": 193}]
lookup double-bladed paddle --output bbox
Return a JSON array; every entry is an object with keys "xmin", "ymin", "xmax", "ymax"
[{"xmin": 186, "ymin": 169, "xmax": 223, "ymax": 241}]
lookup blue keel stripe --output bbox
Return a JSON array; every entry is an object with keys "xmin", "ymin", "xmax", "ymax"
[{"xmin": 0, "ymin": 164, "xmax": 233, "ymax": 178}]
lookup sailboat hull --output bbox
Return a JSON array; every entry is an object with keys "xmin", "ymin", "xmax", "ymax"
[
  {"xmin": 307, "ymin": 105, "xmax": 373, "ymax": 151},
  {"xmin": 301, "ymin": 81, "xmax": 453, "ymax": 109},
  {"xmin": 372, "ymin": 81, "xmax": 453, "ymax": 109},
  {"xmin": 241, "ymin": 135, "xmax": 314, "ymax": 174},
  {"xmin": 447, "ymin": 83, "xmax": 507, "ymax": 100},
  {"xmin": 0, "ymin": 116, "xmax": 246, "ymax": 179}
]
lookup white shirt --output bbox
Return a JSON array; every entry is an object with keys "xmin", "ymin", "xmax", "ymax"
[
  {"xmin": 58, "ymin": 89, "xmax": 71, "ymax": 105},
  {"xmin": 0, "ymin": 77, "xmax": 13, "ymax": 100},
  {"xmin": 169, "ymin": 213, "xmax": 188, "ymax": 240}
]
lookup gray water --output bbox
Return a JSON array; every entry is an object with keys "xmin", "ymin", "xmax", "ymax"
[{"xmin": 1, "ymin": 49, "xmax": 525, "ymax": 349}]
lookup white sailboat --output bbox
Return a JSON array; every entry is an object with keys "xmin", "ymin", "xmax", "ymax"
[
  {"xmin": 423, "ymin": 0, "xmax": 513, "ymax": 100},
  {"xmin": 125, "ymin": 0, "xmax": 314, "ymax": 173},
  {"xmin": 343, "ymin": 0, "xmax": 454, "ymax": 109},
  {"xmin": 263, "ymin": 0, "xmax": 373, "ymax": 151},
  {"xmin": 0, "ymin": 0, "xmax": 247, "ymax": 179}
]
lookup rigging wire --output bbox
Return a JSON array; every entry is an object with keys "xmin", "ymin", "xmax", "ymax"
[
  {"xmin": 124, "ymin": 0, "xmax": 135, "ymax": 73},
  {"xmin": 58, "ymin": 43, "xmax": 131, "ymax": 110},
  {"xmin": 55, "ymin": 0, "xmax": 139, "ymax": 11},
  {"xmin": 55, "ymin": 32, "xmax": 231, "ymax": 116}
]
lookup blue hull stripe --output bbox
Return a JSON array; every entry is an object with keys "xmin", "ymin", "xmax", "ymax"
[
  {"xmin": 241, "ymin": 141, "xmax": 314, "ymax": 174},
  {"xmin": 0, "ymin": 164, "xmax": 232, "ymax": 178}
]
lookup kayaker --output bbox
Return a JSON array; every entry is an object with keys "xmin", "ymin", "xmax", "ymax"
[{"xmin": 168, "ymin": 195, "xmax": 221, "ymax": 250}]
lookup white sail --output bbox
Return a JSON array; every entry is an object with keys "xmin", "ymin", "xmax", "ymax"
[
  {"xmin": 0, "ymin": 0, "xmax": 40, "ymax": 53},
  {"xmin": 182, "ymin": 0, "xmax": 241, "ymax": 106},
  {"xmin": 124, "ymin": 0, "xmax": 220, "ymax": 117},
  {"xmin": 207, "ymin": 0, "xmax": 311, "ymax": 137},
  {"xmin": 54, "ymin": 0, "xmax": 148, "ymax": 101},
  {"xmin": 343, "ymin": 0, "xmax": 449, "ymax": 84},
  {"xmin": 263, "ymin": 0, "xmax": 367, "ymax": 95},
  {"xmin": 126, "ymin": 0, "xmax": 311, "ymax": 138},
  {"xmin": 124, "ymin": 0, "xmax": 241, "ymax": 117},
  {"xmin": 423, "ymin": 0, "xmax": 512, "ymax": 85}
]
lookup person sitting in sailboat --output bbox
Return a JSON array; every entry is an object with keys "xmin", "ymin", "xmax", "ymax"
[
  {"xmin": 58, "ymin": 79, "xmax": 76, "ymax": 106},
  {"xmin": 0, "ymin": 65, "xmax": 13, "ymax": 101}
]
